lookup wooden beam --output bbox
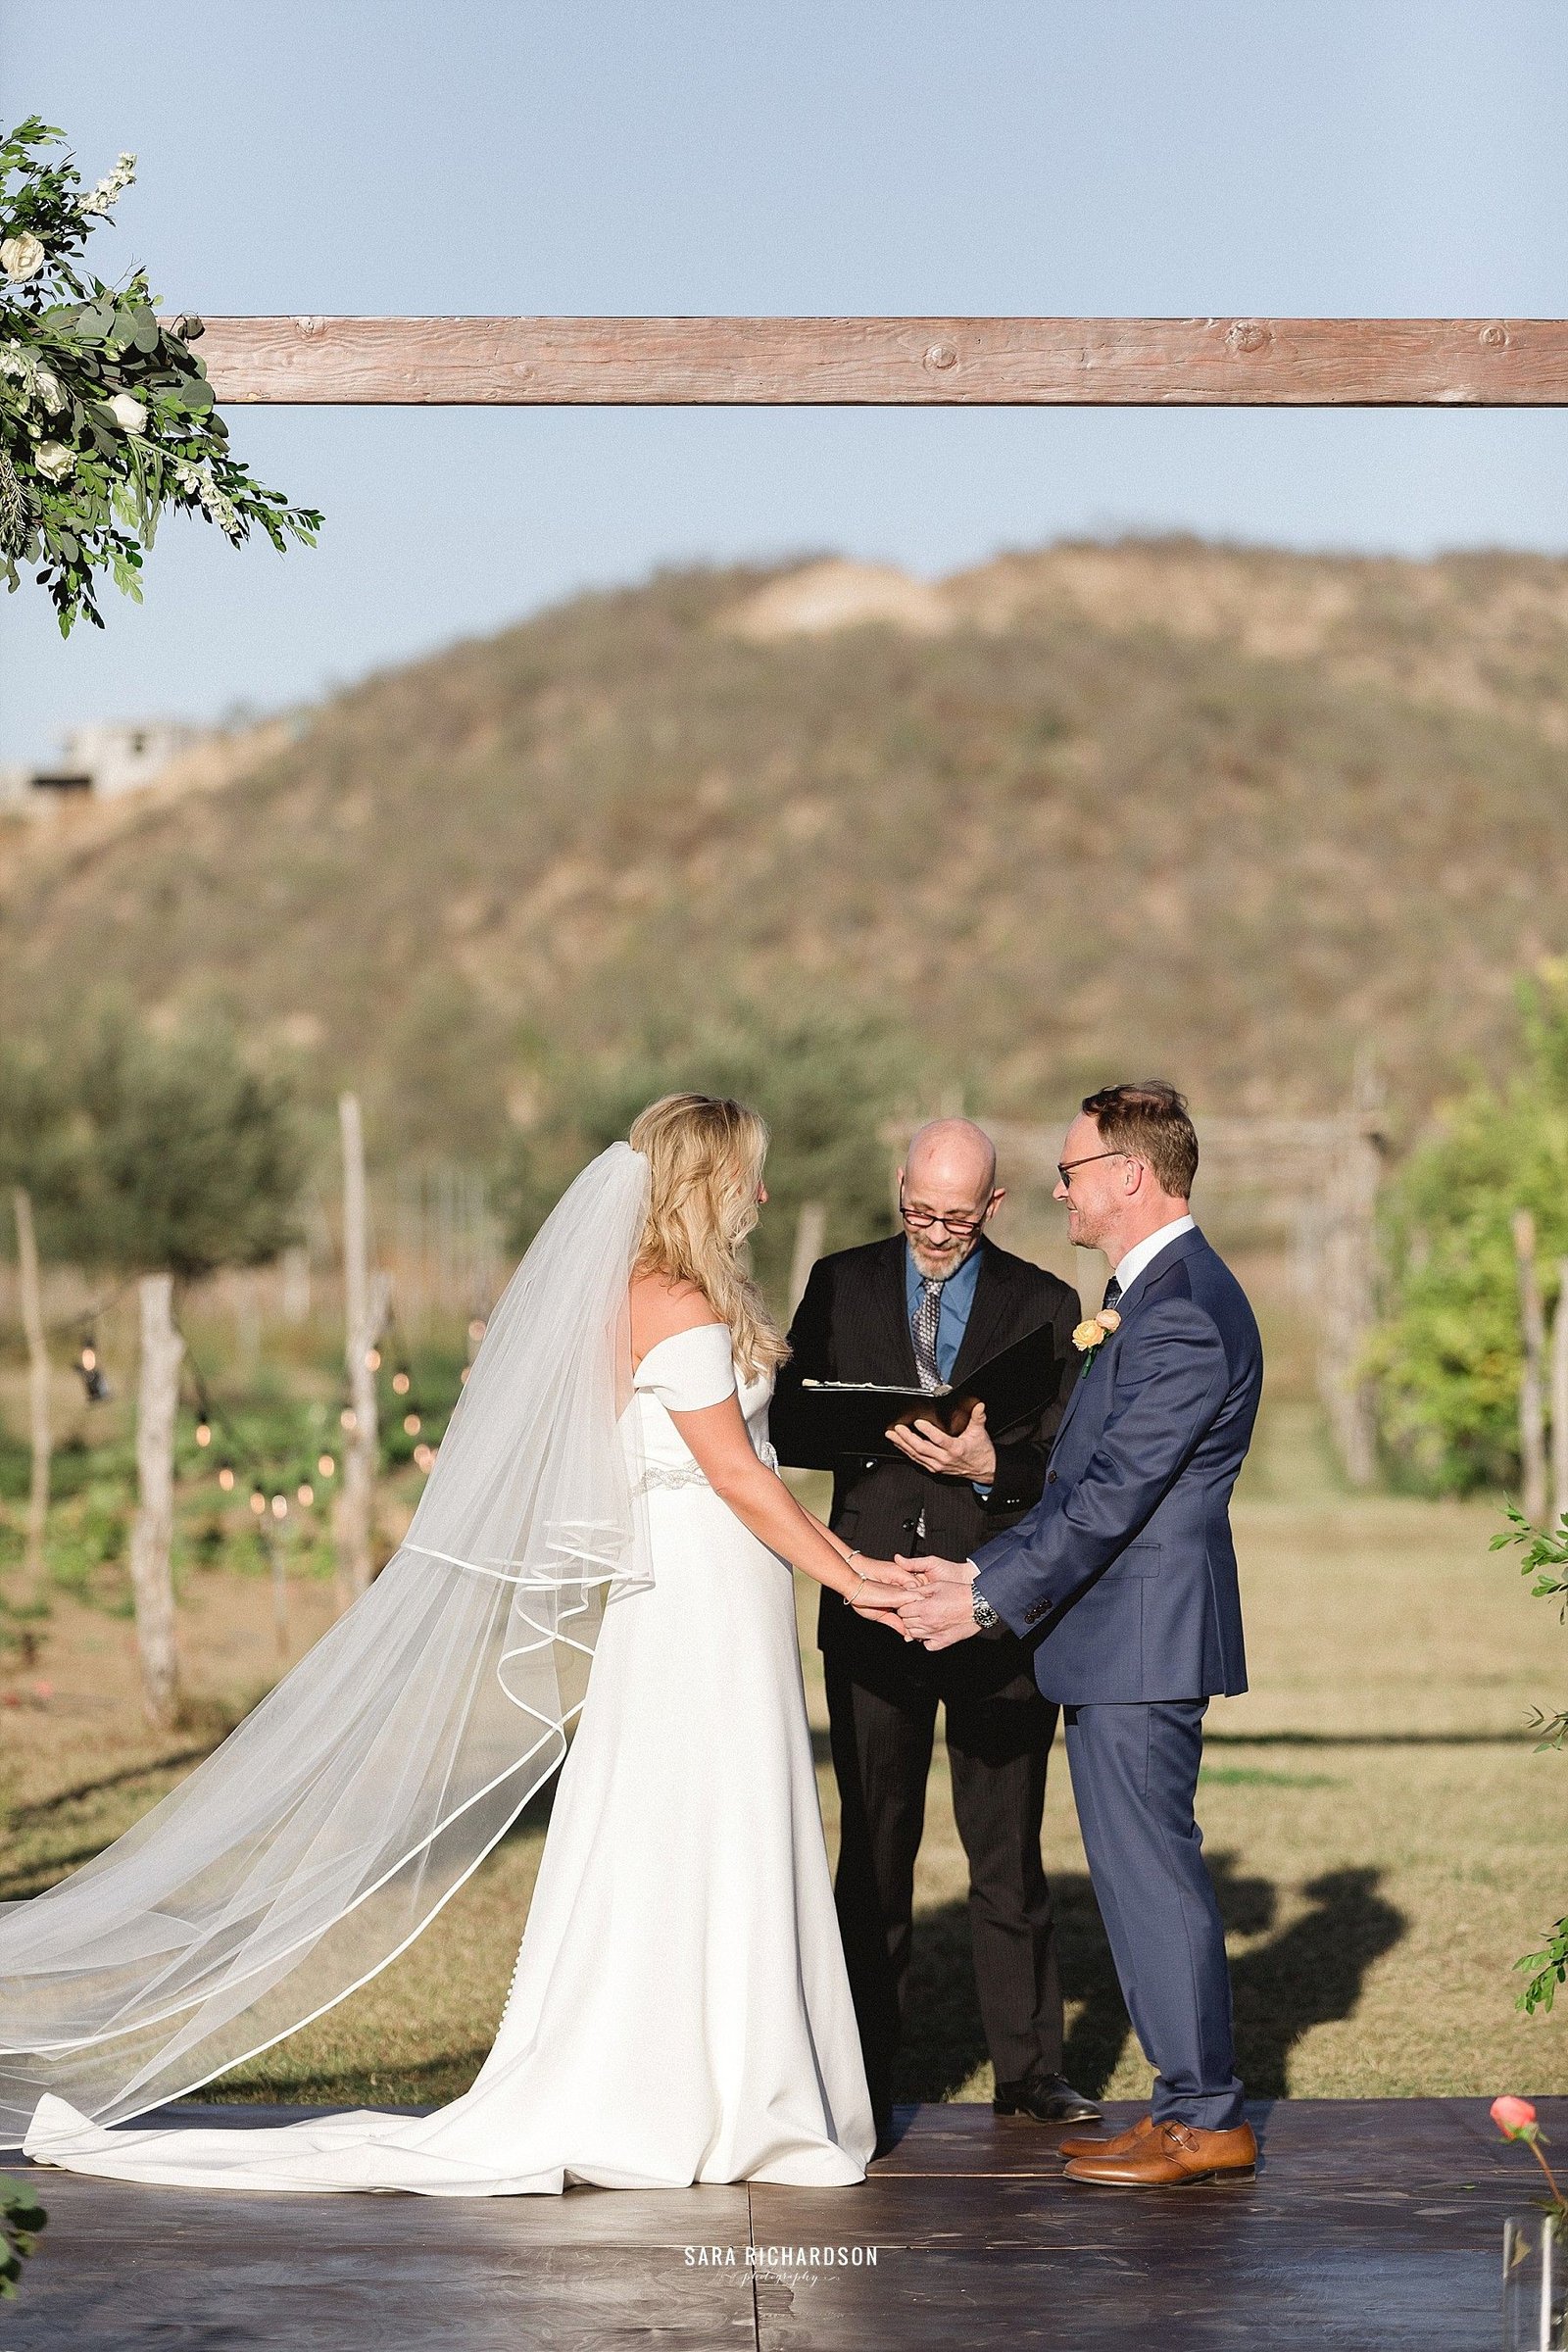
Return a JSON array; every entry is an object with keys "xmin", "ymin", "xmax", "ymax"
[{"xmin": 197, "ymin": 315, "xmax": 1568, "ymax": 408}]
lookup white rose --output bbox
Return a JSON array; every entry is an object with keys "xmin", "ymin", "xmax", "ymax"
[
  {"xmin": 108, "ymin": 392, "xmax": 148, "ymax": 433},
  {"xmin": 33, "ymin": 367, "xmax": 65, "ymax": 416},
  {"xmin": 34, "ymin": 442, "xmax": 74, "ymax": 482},
  {"xmin": 0, "ymin": 232, "xmax": 46, "ymax": 284}
]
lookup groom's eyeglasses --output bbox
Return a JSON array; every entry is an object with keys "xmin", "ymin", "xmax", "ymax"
[
  {"xmin": 1055, "ymin": 1151, "xmax": 1129, "ymax": 1189},
  {"xmin": 899, "ymin": 1186, "xmax": 994, "ymax": 1240}
]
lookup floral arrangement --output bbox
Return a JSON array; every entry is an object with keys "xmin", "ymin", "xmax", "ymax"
[{"xmin": 0, "ymin": 116, "xmax": 321, "ymax": 634}]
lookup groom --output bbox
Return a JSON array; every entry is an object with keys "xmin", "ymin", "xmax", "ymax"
[{"xmin": 896, "ymin": 1082, "xmax": 1263, "ymax": 2188}]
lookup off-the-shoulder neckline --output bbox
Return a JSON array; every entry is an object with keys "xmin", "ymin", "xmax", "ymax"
[{"xmin": 633, "ymin": 1322, "xmax": 732, "ymax": 1375}]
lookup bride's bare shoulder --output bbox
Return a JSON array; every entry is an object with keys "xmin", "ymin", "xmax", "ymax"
[{"xmin": 627, "ymin": 1270, "xmax": 718, "ymax": 1361}]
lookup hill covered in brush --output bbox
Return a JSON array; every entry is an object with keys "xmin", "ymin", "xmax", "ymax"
[{"xmin": 3, "ymin": 536, "xmax": 1567, "ymax": 1169}]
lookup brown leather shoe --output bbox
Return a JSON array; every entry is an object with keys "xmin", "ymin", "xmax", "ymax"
[
  {"xmin": 1063, "ymin": 2117, "xmax": 1257, "ymax": 2187},
  {"xmin": 1057, "ymin": 2112, "xmax": 1156, "ymax": 2163}
]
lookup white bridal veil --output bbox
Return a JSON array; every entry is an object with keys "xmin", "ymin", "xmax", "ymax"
[{"xmin": 0, "ymin": 1142, "xmax": 653, "ymax": 2146}]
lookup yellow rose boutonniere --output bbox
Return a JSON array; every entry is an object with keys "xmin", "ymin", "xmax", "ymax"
[{"xmin": 1072, "ymin": 1304, "xmax": 1122, "ymax": 1377}]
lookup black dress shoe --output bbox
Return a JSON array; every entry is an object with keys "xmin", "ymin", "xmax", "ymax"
[{"xmin": 993, "ymin": 2071, "xmax": 1102, "ymax": 2126}]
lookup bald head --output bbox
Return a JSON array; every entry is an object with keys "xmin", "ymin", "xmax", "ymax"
[
  {"xmin": 905, "ymin": 1118, "xmax": 998, "ymax": 1198},
  {"xmin": 900, "ymin": 1119, "xmax": 1004, "ymax": 1277}
]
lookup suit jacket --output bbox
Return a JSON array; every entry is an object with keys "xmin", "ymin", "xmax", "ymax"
[
  {"xmin": 972, "ymin": 1227, "xmax": 1261, "ymax": 1706},
  {"xmin": 770, "ymin": 1233, "xmax": 1080, "ymax": 1698}
]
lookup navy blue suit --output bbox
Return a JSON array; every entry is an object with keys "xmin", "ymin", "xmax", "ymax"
[{"xmin": 972, "ymin": 1226, "xmax": 1262, "ymax": 2131}]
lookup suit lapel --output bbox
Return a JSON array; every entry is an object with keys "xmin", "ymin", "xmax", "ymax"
[
  {"xmin": 1112, "ymin": 1223, "xmax": 1208, "ymax": 1319},
  {"xmin": 868, "ymin": 1236, "xmax": 919, "ymax": 1382},
  {"xmin": 1051, "ymin": 1340, "xmax": 1098, "ymax": 1448},
  {"xmin": 950, "ymin": 1239, "xmax": 1009, "ymax": 1385},
  {"xmin": 1048, "ymin": 1226, "xmax": 1210, "ymax": 1453}
]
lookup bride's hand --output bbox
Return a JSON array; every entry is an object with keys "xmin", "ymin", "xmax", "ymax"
[
  {"xmin": 847, "ymin": 1564, "xmax": 928, "ymax": 1636},
  {"xmin": 893, "ymin": 1550, "xmax": 974, "ymax": 1587},
  {"xmin": 855, "ymin": 1555, "xmax": 922, "ymax": 1589}
]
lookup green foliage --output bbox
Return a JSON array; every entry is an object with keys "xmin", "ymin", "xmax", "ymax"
[
  {"xmin": 0, "ymin": 2175, "xmax": 45, "ymax": 2298},
  {"xmin": 1370, "ymin": 964, "xmax": 1568, "ymax": 1492},
  {"xmin": 0, "ymin": 1028, "xmax": 82, "ymax": 1217},
  {"xmin": 499, "ymin": 1004, "xmax": 920, "ymax": 1306},
  {"xmin": 0, "ymin": 116, "xmax": 320, "ymax": 633},
  {"xmin": 0, "ymin": 998, "xmax": 306, "ymax": 1281},
  {"xmin": 1516, "ymin": 1920, "xmax": 1568, "ymax": 2018},
  {"xmin": 1492, "ymin": 1502, "xmax": 1568, "ymax": 2014}
]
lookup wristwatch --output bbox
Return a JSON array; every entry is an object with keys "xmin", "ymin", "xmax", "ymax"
[{"xmin": 971, "ymin": 1581, "xmax": 1000, "ymax": 1632}]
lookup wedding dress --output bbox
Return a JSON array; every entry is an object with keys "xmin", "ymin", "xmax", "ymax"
[{"xmin": 13, "ymin": 1152, "xmax": 874, "ymax": 2195}]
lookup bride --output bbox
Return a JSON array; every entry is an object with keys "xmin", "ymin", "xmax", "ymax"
[{"xmin": 7, "ymin": 1094, "xmax": 914, "ymax": 2195}]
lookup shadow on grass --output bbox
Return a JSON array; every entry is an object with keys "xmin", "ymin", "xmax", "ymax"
[
  {"xmin": 212, "ymin": 2049, "xmax": 489, "ymax": 2111},
  {"xmin": 893, "ymin": 1854, "xmax": 1406, "ymax": 2105}
]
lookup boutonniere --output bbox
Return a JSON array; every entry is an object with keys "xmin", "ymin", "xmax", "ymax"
[{"xmin": 1071, "ymin": 1306, "xmax": 1121, "ymax": 1378}]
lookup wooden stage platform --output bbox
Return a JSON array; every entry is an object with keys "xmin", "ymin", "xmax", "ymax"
[{"xmin": 9, "ymin": 2096, "xmax": 1559, "ymax": 2348}]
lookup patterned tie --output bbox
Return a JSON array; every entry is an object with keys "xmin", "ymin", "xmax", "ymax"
[
  {"xmin": 911, "ymin": 1275, "xmax": 945, "ymax": 1393},
  {"xmin": 1102, "ymin": 1274, "xmax": 1123, "ymax": 1312}
]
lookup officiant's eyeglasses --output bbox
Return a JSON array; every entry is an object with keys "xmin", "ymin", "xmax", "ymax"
[
  {"xmin": 1055, "ymin": 1151, "xmax": 1130, "ymax": 1188},
  {"xmin": 899, "ymin": 1185, "xmax": 995, "ymax": 1239}
]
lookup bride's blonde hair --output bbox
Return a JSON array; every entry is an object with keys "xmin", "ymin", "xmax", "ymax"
[{"xmin": 628, "ymin": 1093, "xmax": 789, "ymax": 1379}]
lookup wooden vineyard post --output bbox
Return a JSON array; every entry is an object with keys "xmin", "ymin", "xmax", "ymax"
[
  {"xmin": 12, "ymin": 1187, "xmax": 51, "ymax": 1604},
  {"xmin": 1513, "ymin": 1209, "xmax": 1548, "ymax": 1525},
  {"xmin": 265, "ymin": 1512, "xmax": 291, "ymax": 1666},
  {"xmin": 127, "ymin": 1272, "xmax": 184, "ymax": 1728},
  {"xmin": 1317, "ymin": 1091, "xmax": 1385, "ymax": 1491},
  {"xmin": 1551, "ymin": 1259, "xmax": 1568, "ymax": 1528},
  {"xmin": 335, "ymin": 1093, "xmax": 391, "ymax": 1606}
]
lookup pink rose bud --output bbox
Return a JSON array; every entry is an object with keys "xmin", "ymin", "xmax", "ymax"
[{"xmin": 1492, "ymin": 2095, "xmax": 1539, "ymax": 2136}]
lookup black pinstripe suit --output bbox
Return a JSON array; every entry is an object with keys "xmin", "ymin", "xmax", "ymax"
[{"xmin": 770, "ymin": 1234, "xmax": 1080, "ymax": 2117}]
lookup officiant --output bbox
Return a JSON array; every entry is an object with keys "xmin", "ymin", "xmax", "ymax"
[{"xmin": 770, "ymin": 1118, "xmax": 1098, "ymax": 2142}]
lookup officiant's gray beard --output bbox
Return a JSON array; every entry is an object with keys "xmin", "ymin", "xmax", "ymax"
[{"xmin": 907, "ymin": 1230, "xmax": 979, "ymax": 1281}]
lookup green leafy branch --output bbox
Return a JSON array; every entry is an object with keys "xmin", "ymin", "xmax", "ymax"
[
  {"xmin": 1516, "ymin": 1920, "xmax": 1568, "ymax": 2019},
  {"xmin": 0, "ymin": 115, "xmax": 321, "ymax": 634},
  {"xmin": 0, "ymin": 2176, "xmax": 46, "ymax": 2299},
  {"xmin": 1492, "ymin": 1501, "xmax": 1568, "ymax": 2011}
]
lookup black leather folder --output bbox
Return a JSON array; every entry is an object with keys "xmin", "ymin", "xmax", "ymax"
[{"xmin": 774, "ymin": 1321, "xmax": 1064, "ymax": 1470}]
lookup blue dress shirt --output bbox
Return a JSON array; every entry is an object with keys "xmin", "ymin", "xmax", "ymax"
[
  {"xmin": 904, "ymin": 1239, "xmax": 990, "ymax": 1495},
  {"xmin": 904, "ymin": 1239, "xmax": 983, "ymax": 1381}
]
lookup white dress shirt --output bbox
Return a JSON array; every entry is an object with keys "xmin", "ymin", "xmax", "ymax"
[{"xmin": 1109, "ymin": 1213, "xmax": 1196, "ymax": 1298}]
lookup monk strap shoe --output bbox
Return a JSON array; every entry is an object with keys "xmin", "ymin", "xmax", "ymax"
[{"xmin": 1063, "ymin": 2116, "xmax": 1257, "ymax": 2188}]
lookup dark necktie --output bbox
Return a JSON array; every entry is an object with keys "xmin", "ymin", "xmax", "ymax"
[
  {"xmin": 911, "ymin": 1275, "xmax": 945, "ymax": 1393},
  {"xmin": 1102, "ymin": 1274, "xmax": 1123, "ymax": 1312}
]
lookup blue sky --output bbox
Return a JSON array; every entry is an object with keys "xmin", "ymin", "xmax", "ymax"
[{"xmin": 4, "ymin": 0, "xmax": 1568, "ymax": 764}]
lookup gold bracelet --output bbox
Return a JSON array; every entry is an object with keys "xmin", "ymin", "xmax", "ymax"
[{"xmin": 842, "ymin": 1549, "xmax": 866, "ymax": 1605}]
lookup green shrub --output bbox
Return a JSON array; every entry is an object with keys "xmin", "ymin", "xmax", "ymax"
[{"xmin": 1371, "ymin": 965, "xmax": 1568, "ymax": 1493}]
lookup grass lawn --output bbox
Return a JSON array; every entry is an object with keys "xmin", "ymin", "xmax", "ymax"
[{"xmin": 2, "ymin": 1464, "xmax": 1563, "ymax": 2112}]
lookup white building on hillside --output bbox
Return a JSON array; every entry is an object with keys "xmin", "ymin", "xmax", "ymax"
[{"xmin": 0, "ymin": 720, "xmax": 204, "ymax": 815}]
